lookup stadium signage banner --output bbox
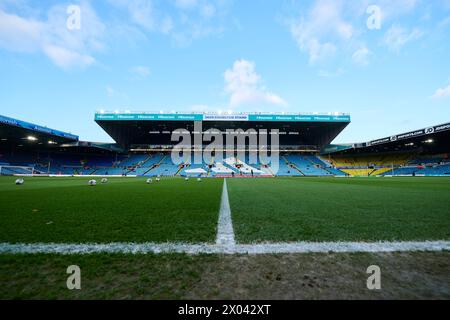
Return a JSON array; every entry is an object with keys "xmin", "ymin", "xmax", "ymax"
[
  {"xmin": 95, "ymin": 113, "xmax": 351, "ymax": 123},
  {"xmin": 321, "ymin": 144, "xmax": 353, "ymax": 154},
  {"xmin": 0, "ymin": 115, "xmax": 79, "ymax": 140},
  {"xmin": 203, "ymin": 114, "xmax": 249, "ymax": 121},
  {"xmin": 95, "ymin": 113, "xmax": 203, "ymax": 121},
  {"xmin": 248, "ymin": 115, "xmax": 350, "ymax": 122},
  {"xmin": 367, "ymin": 122, "xmax": 450, "ymax": 146}
]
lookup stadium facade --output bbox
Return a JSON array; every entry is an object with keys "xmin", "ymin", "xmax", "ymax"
[
  {"xmin": 94, "ymin": 112, "xmax": 351, "ymax": 151},
  {"xmin": 0, "ymin": 112, "xmax": 449, "ymax": 177}
]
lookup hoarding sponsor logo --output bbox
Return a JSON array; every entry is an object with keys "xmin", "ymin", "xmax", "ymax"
[
  {"xmin": 95, "ymin": 113, "xmax": 350, "ymax": 123},
  {"xmin": 0, "ymin": 115, "xmax": 78, "ymax": 140},
  {"xmin": 397, "ymin": 130, "xmax": 424, "ymax": 140},
  {"xmin": 203, "ymin": 114, "xmax": 249, "ymax": 121},
  {"xmin": 436, "ymin": 123, "xmax": 450, "ymax": 132}
]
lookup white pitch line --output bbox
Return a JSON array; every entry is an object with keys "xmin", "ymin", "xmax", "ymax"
[
  {"xmin": 215, "ymin": 179, "xmax": 236, "ymax": 250},
  {"xmin": 0, "ymin": 241, "xmax": 449, "ymax": 255}
]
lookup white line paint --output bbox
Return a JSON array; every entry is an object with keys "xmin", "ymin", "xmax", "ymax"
[
  {"xmin": 1, "ymin": 241, "xmax": 449, "ymax": 255},
  {"xmin": 2, "ymin": 178, "xmax": 449, "ymax": 255},
  {"xmin": 215, "ymin": 179, "xmax": 236, "ymax": 250}
]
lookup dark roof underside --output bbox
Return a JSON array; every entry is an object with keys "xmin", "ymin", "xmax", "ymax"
[{"xmin": 95, "ymin": 120, "xmax": 350, "ymax": 150}]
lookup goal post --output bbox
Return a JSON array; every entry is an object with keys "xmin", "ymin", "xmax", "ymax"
[{"xmin": 0, "ymin": 165, "xmax": 36, "ymax": 176}]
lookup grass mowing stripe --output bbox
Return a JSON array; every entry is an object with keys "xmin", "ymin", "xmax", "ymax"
[
  {"xmin": 1, "ymin": 251, "xmax": 448, "ymax": 299},
  {"xmin": 228, "ymin": 177, "xmax": 450, "ymax": 242},
  {"xmin": 0, "ymin": 177, "xmax": 223, "ymax": 243}
]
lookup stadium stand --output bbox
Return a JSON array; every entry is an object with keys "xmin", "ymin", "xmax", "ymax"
[{"xmin": 2, "ymin": 113, "xmax": 449, "ymax": 178}]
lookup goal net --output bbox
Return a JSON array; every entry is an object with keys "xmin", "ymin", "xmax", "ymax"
[{"xmin": 0, "ymin": 165, "xmax": 35, "ymax": 176}]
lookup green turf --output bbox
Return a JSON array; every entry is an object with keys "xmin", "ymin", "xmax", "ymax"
[
  {"xmin": 0, "ymin": 177, "xmax": 222, "ymax": 243},
  {"xmin": 227, "ymin": 177, "xmax": 450, "ymax": 242},
  {"xmin": 1, "ymin": 252, "xmax": 449, "ymax": 299},
  {"xmin": 0, "ymin": 253, "xmax": 215, "ymax": 299}
]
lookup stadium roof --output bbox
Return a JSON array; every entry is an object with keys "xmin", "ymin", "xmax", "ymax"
[
  {"xmin": 0, "ymin": 114, "xmax": 78, "ymax": 149},
  {"xmin": 95, "ymin": 111, "xmax": 351, "ymax": 123},
  {"xmin": 95, "ymin": 111, "xmax": 351, "ymax": 150},
  {"xmin": 323, "ymin": 122, "xmax": 450, "ymax": 155}
]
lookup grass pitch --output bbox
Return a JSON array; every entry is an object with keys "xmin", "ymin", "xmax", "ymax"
[
  {"xmin": 1, "ymin": 176, "xmax": 449, "ymax": 300},
  {"xmin": 0, "ymin": 176, "xmax": 449, "ymax": 244},
  {"xmin": 0, "ymin": 177, "xmax": 222, "ymax": 243},
  {"xmin": 227, "ymin": 177, "xmax": 450, "ymax": 243},
  {"xmin": 1, "ymin": 252, "xmax": 448, "ymax": 299}
]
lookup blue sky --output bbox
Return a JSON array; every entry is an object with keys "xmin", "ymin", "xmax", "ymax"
[{"xmin": 0, "ymin": 0, "xmax": 449, "ymax": 143}]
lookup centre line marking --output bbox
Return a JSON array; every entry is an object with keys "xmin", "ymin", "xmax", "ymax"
[{"xmin": 216, "ymin": 179, "xmax": 236, "ymax": 250}]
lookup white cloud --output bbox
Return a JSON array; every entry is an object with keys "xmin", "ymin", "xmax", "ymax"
[
  {"xmin": 109, "ymin": 0, "xmax": 227, "ymax": 45},
  {"xmin": 105, "ymin": 85, "xmax": 128, "ymax": 100},
  {"xmin": 106, "ymin": 86, "xmax": 115, "ymax": 98},
  {"xmin": 0, "ymin": 9, "xmax": 43, "ymax": 52},
  {"xmin": 43, "ymin": 45, "xmax": 94, "ymax": 69},
  {"xmin": 432, "ymin": 84, "xmax": 450, "ymax": 99},
  {"xmin": 130, "ymin": 65, "xmax": 150, "ymax": 77},
  {"xmin": 285, "ymin": 0, "xmax": 430, "ymax": 66},
  {"xmin": 383, "ymin": 25, "xmax": 423, "ymax": 52},
  {"xmin": 0, "ymin": 2, "xmax": 104, "ymax": 69},
  {"xmin": 108, "ymin": 0, "xmax": 161, "ymax": 32},
  {"xmin": 352, "ymin": 46, "xmax": 371, "ymax": 66},
  {"xmin": 288, "ymin": 0, "xmax": 354, "ymax": 64},
  {"xmin": 175, "ymin": 0, "xmax": 199, "ymax": 10},
  {"xmin": 200, "ymin": 4, "xmax": 216, "ymax": 19},
  {"xmin": 318, "ymin": 68, "xmax": 345, "ymax": 78},
  {"xmin": 224, "ymin": 59, "xmax": 286, "ymax": 107}
]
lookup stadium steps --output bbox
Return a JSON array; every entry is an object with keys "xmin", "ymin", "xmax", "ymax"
[
  {"xmin": 139, "ymin": 154, "xmax": 154, "ymax": 167},
  {"xmin": 222, "ymin": 159, "xmax": 239, "ymax": 174},
  {"xmin": 282, "ymin": 156, "xmax": 305, "ymax": 176},
  {"xmin": 175, "ymin": 164, "xmax": 186, "ymax": 176},
  {"xmin": 370, "ymin": 168, "xmax": 392, "ymax": 176},
  {"xmin": 258, "ymin": 158, "xmax": 274, "ymax": 176},
  {"xmin": 206, "ymin": 156, "xmax": 215, "ymax": 177},
  {"xmin": 305, "ymin": 156, "xmax": 335, "ymax": 175},
  {"xmin": 142, "ymin": 166, "xmax": 157, "ymax": 175},
  {"xmin": 122, "ymin": 154, "xmax": 154, "ymax": 175},
  {"xmin": 140, "ymin": 154, "xmax": 168, "ymax": 176}
]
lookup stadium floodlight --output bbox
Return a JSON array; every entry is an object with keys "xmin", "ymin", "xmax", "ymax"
[
  {"xmin": 48, "ymin": 140, "xmax": 57, "ymax": 145},
  {"xmin": 27, "ymin": 136, "xmax": 37, "ymax": 141},
  {"xmin": 425, "ymin": 139, "xmax": 434, "ymax": 143}
]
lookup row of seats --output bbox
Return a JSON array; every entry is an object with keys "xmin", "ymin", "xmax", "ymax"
[
  {"xmin": 382, "ymin": 164, "xmax": 450, "ymax": 176},
  {"xmin": 330, "ymin": 153, "xmax": 413, "ymax": 168},
  {"xmin": 1, "ymin": 151, "xmax": 348, "ymax": 177},
  {"xmin": 330, "ymin": 153, "xmax": 450, "ymax": 176}
]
